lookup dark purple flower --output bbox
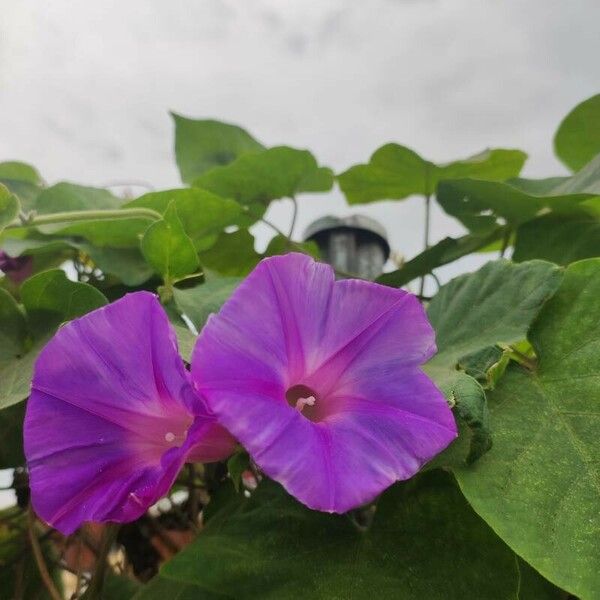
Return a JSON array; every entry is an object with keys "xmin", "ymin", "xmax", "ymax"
[
  {"xmin": 0, "ymin": 250, "xmax": 33, "ymax": 284},
  {"xmin": 191, "ymin": 253, "xmax": 457, "ymax": 513},
  {"xmin": 24, "ymin": 292, "xmax": 236, "ymax": 534}
]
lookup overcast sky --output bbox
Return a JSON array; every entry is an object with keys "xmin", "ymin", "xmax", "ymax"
[
  {"xmin": 0, "ymin": 0, "xmax": 598, "ymax": 505},
  {"xmin": 0, "ymin": 0, "xmax": 598, "ymax": 272}
]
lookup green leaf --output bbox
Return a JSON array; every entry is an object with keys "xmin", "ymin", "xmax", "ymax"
[
  {"xmin": 453, "ymin": 258, "xmax": 600, "ymax": 599},
  {"xmin": 0, "ymin": 161, "xmax": 42, "ymax": 185},
  {"xmin": 21, "ymin": 268, "xmax": 108, "ymax": 336},
  {"xmin": 78, "ymin": 243, "xmax": 154, "ymax": 286},
  {"xmin": 198, "ymin": 230, "xmax": 260, "ymax": 277},
  {"xmin": 141, "ymin": 201, "xmax": 200, "ymax": 283},
  {"xmin": 0, "ymin": 343, "xmax": 43, "ymax": 410},
  {"xmin": 102, "ymin": 574, "xmax": 142, "ymax": 600},
  {"xmin": 513, "ymin": 211, "xmax": 600, "ymax": 265},
  {"xmin": 426, "ymin": 260, "xmax": 563, "ymax": 464},
  {"xmin": 193, "ymin": 147, "xmax": 334, "ymax": 211},
  {"xmin": 459, "ymin": 345, "xmax": 510, "ymax": 389},
  {"xmin": 0, "ymin": 402, "xmax": 25, "ymax": 467},
  {"xmin": 227, "ymin": 451, "xmax": 250, "ymax": 493},
  {"xmin": 0, "ymin": 288, "xmax": 27, "ymax": 359},
  {"xmin": 0, "ymin": 161, "xmax": 44, "ymax": 210},
  {"xmin": 427, "ymin": 259, "xmax": 562, "ymax": 368},
  {"xmin": 0, "ymin": 184, "xmax": 20, "ymax": 233},
  {"xmin": 377, "ymin": 227, "xmax": 504, "ymax": 288},
  {"xmin": 264, "ymin": 235, "xmax": 320, "ymax": 260},
  {"xmin": 159, "ymin": 471, "xmax": 525, "ymax": 599},
  {"xmin": 134, "ymin": 576, "xmax": 225, "ymax": 599},
  {"xmin": 173, "ymin": 113, "xmax": 264, "ymax": 184},
  {"xmin": 173, "ymin": 277, "xmax": 241, "ymax": 331},
  {"xmin": 34, "ymin": 181, "xmax": 122, "ymax": 214},
  {"xmin": 338, "ymin": 145, "xmax": 526, "ymax": 204},
  {"xmin": 50, "ymin": 217, "xmax": 154, "ymax": 248},
  {"xmin": 554, "ymin": 93, "xmax": 600, "ymax": 171},
  {"xmin": 127, "ymin": 188, "xmax": 243, "ymax": 251},
  {"xmin": 438, "ymin": 156, "xmax": 600, "ymax": 232},
  {"xmin": 0, "ymin": 289, "xmax": 30, "ymax": 412},
  {"xmin": 1, "ymin": 236, "xmax": 153, "ymax": 286}
]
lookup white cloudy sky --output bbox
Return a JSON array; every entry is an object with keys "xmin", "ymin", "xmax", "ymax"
[
  {"xmin": 0, "ymin": 0, "xmax": 598, "ymax": 505},
  {"xmin": 0, "ymin": 0, "xmax": 598, "ymax": 273}
]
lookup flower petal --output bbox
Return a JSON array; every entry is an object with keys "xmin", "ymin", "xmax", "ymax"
[
  {"xmin": 192, "ymin": 253, "xmax": 334, "ymax": 389},
  {"xmin": 192, "ymin": 253, "xmax": 456, "ymax": 513},
  {"xmin": 26, "ymin": 390, "xmax": 185, "ymax": 534},
  {"xmin": 25, "ymin": 292, "xmax": 234, "ymax": 534}
]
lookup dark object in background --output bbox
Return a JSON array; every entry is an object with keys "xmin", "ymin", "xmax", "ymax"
[{"xmin": 303, "ymin": 215, "xmax": 390, "ymax": 279}]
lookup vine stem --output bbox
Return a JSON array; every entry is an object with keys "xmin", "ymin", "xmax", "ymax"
[
  {"xmin": 83, "ymin": 523, "xmax": 119, "ymax": 599},
  {"xmin": 287, "ymin": 196, "xmax": 298, "ymax": 244},
  {"xmin": 418, "ymin": 194, "xmax": 432, "ymax": 297},
  {"xmin": 27, "ymin": 506, "xmax": 62, "ymax": 600},
  {"xmin": 499, "ymin": 228, "xmax": 511, "ymax": 258},
  {"xmin": 6, "ymin": 207, "xmax": 161, "ymax": 230}
]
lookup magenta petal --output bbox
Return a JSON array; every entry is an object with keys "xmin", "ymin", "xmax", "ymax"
[
  {"xmin": 25, "ymin": 292, "xmax": 235, "ymax": 534},
  {"xmin": 192, "ymin": 253, "xmax": 457, "ymax": 513}
]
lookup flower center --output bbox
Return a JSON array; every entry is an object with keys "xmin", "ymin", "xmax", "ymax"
[{"xmin": 286, "ymin": 384, "xmax": 319, "ymax": 421}]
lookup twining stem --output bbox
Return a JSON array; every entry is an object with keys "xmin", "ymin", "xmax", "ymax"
[
  {"xmin": 499, "ymin": 228, "xmax": 512, "ymax": 258},
  {"xmin": 83, "ymin": 523, "xmax": 119, "ymax": 599},
  {"xmin": 287, "ymin": 196, "xmax": 298, "ymax": 244},
  {"xmin": 6, "ymin": 207, "xmax": 161, "ymax": 230},
  {"xmin": 187, "ymin": 463, "xmax": 200, "ymax": 530},
  {"xmin": 74, "ymin": 536, "xmax": 84, "ymax": 598},
  {"xmin": 27, "ymin": 506, "xmax": 62, "ymax": 600},
  {"xmin": 418, "ymin": 194, "xmax": 432, "ymax": 297}
]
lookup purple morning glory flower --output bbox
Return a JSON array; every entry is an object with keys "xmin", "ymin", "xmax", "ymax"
[
  {"xmin": 0, "ymin": 250, "xmax": 33, "ymax": 284},
  {"xmin": 24, "ymin": 292, "xmax": 236, "ymax": 535},
  {"xmin": 191, "ymin": 253, "xmax": 457, "ymax": 513}
]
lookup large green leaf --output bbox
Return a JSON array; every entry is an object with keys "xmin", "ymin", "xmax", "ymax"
[
  {"xmin": 437, "ymin": 155, "xmax": 600, "ymax": 232},
  {"xmin": 453, "ymin": 259, "xmax": 600, "ymax": 599},
  {"xmin": 0, "ymin": 184, "xmax": 19, "ymax": 233},
  {"xmin": 426, "ymin": 260, "xmax": 563, "ymax": 464},
  {"xmin": 0, "ymin": 288, "xmax": 27, "ymax": 458},
  {"xmin": 34, "ymin": 181, "xmax": 122, "ymax": 214},
  {"xmin": 377, "ymin": 227, "xmax": 504, "ymax": 288},
  {"xmin": 46, "ymin": 217, "xmax": 154, "ymax": 248},
  {"xmin": 513, "ymin": 210, "xmax": 600, "ymax": 265},
  {"xmin": 21, "ymin": 269, "xmax": 108, "ymax": 336},
  {"xmin": 198, "ymin": 229, "xmax": 261, "ymax": 277},
  {"xmin": 0, "ymin": 344, "xmax": 44, "ymax": 410},
  {"xmin": 141, "ymin": 202, "xmax": 200, "ymax": 283},
  {"xmin": 127, "ymin": 188, "xmax": 243, "ymax": 251},
  {"xmin": 193, "ymin": 146, "xmax": 334, "ymax": 212},
  {"xmin": 554, "ymin": 94, "xmax": 600, "ymax": 172},
  {"xmin": 157, "ymin": 472, "xmax": 533, "ymax": 600},
  {"xmin": 173, "ymin": 113, "xmax": 265, "ymax": 184},
  {"xmin": 0, "ymin": 161, "xmax": 44, "ymax": 210},
  {"xmin": 0, "ymin": 161, "xmax": 42, "ymax": 185},
  {"xmin": 173, "ymin": 277, "xmax": 241, "ymax": 332},
  {"xmin": 134, "ymin": 576, "xmax": 224, "ymax": 600},
  {"xmin": 0, "ymin": 402, "xmax": 25, "ymax": 467},
  {"xmin": 0, "ymin": 288, "xmax": 26, "ymax": 359},
  {"xmin": 338, "ymin": 145, "xmax": 526, "ymax": 204},
  {"xmin": 79, "ymin": 243, "xmax": 154, "ymax": 286},
  {"xmin": 0, "ymin": 271, "xmax": 107, "ymax": 408}
]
